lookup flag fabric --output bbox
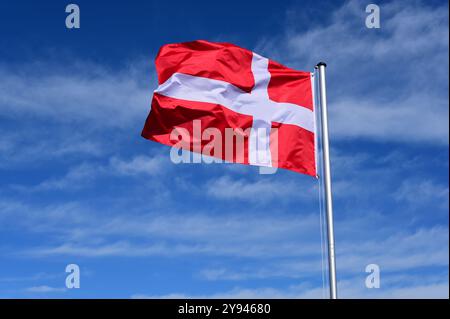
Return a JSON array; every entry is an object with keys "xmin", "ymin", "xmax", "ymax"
[{"xmin": 141, "ymin": 40, "xmax": 317, "ymax": 177}]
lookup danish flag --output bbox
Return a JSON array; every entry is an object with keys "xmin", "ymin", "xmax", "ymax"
[{"xmin": 142, "ymin": 40, "xmax": 317, "ymax": 177}]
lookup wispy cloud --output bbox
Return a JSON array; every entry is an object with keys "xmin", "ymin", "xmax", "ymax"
[
  {"xmin": 0, "ymin": 59, "xmax": 153, "ymax": 128},
  {"xmin": 205, "ymin": 175, "xmax": 315, "ymax": 202},
  {"xmin": 21, "ymin": 211, "xmax": 322, "ymax": 258},
  {"xmin": 25, "ymin": 285, "xmax": 66, "ymax": 293},
  {"xmin": 132, "ymin": 272, "xmax": 449, "ymax": 299},
  {"xmin": 0, "ymin": 58, "xmax": 154, "ymax": 170},
  {"xmin": 394, "ymin": 179, "xmax": 449, "ymax": 206},
  {"xmin": 257, "ymin": 0, "xmax": 449, "ymax": 144},
  {"xmin": 12, "ymin": 154, "xmax": 167, "ymax": 191}
]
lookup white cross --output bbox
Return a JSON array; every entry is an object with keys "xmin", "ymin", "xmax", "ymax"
[{"xmin": 154, "ymin": 53, "xmax": 315, "ymax": 167}]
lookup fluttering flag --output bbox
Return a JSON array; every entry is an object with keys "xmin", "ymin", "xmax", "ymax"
[{"xmin": 142, "ymin": 40, "xmax": 317, "ymax": 176}]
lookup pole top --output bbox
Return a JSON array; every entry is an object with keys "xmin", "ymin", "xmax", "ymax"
[{"xmin": 315, "ymin": 62, "xmax": 327, "ymax": 68}]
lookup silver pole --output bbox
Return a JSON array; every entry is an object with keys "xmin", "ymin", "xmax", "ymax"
[{"xmin": 316, "ymin": 62, "xmax": 338, "ymax": 299}]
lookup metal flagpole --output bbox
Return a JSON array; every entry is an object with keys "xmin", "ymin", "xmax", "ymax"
[{"xmin": 315, "ymin": 62, "xmax": 338, "ymax": 299}]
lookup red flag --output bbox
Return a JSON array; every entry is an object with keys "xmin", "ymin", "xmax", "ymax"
[{"xmin": 142, "ymin": 40, "xmax": 317, "ymax": 177}]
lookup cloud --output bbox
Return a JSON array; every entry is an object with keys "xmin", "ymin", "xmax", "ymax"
[
  {"xmin": 110, "ymin": 155, "xmax": 165, "ymax": 176},
  {"xmin": 0, "ymin": 272, "xmax": 62, "ymax": 283},
  {"xmin": 394, "ymin": 179, "xmax": 449, "ymax": 206},
  {"xmin": 198, "ymin": 260, "xmax": 323, "ymax": 281},
  {"xmin": 132, "ymin": 274, "xmax": 449, "ymax": 299},
  {"xmin": 195, "ymin": 225, "xmax": 449, "ymax": 283},
  {"xmin": 14, "ymin": 154, "xmax": 167, "ymax": 191},
  {"xmin": 0, "ymin": 129, "xmax": 107, "ymax": 169},
  {"xmin": 0, "ymin": 57, "xmax": 156, "ymax": 170},
  {"xmin": 206, "ymin": 175, "xmax": 315, "ymax": 202},
  {"xmin": 25, "ymin": 285, "xmax": 66, "ymax": 293},
  {"xmin": 380, "ymin": 283, "xmax": 449, "ymax": 299},
  {"xmin": 0, "ymin": 59, "xmax": 153, "ymax": 129},
  {"xmin": 257, "ymin": 0, "xmax": 449, "ymax": 144},
  {"xmin": 329, "ymin": 96, "xmax": 448, "ymax": 144},
  {"xmin": 22, "ymin": 211, "xmax": 322, "ymax": 258},
  {"xmin": 336, "ymin": 226, "xmax": 449, "ymax": 273},
  {"xmin": 5, "ymin": 193, "xmax": 445, "ymax": 288}
]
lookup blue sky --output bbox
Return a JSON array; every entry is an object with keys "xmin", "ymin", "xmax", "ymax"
[{"xmin": 0, "ymin": 0, "xmax": 448, "ymax": 298}]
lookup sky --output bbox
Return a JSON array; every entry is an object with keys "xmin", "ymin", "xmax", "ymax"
[{"xmin": 0, "ymin": 0, "xmax": 448, "ymax": 298}]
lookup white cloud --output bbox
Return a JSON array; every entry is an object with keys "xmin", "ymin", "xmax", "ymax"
[
  {"xmin": 381, "ymin": 283, "xmax": 449, "ymax": 299},
  {"xmin": 22, "ymin": 212, "xmax": 322, "ymax": 258},
  {"xmin": 13, "ymin": 154, "xmax": 167, "ymax": 191},
  {"xmin": 0, "ymin": 272, "xmax": 62, "ymax": 283},
  {"xmin": 206, "ymin": 175, "xmax": 315, "ymax": 202},
  {"xmin": 336, "ymin": 226, "xmax": 449, "ymax": 273},
  {"xmin": 257, "ymin": 0, "xmax": 449, "ymax": 144},
  {"xmin": 1, "ymin": 168, "xmax": 448, "ymax": 298},
  {"xmin": 195, "ymin": 225, "xmax": 449, "ymax": 283},
  {"xmin": 394, "ymin": 179, "xmax": 449, "ymax": 206},
  {"xmin": 0, "ymin": 58, "xmax": 155, "ymax": 169},
  {"xmin": 329, "ymin": 96, "xmax": 449, "ymax": 144},
  {"xmin": 0, "ymin": 60, "xmax": 153, "ymax": 129},
  {"xmin": 6, "ymin": 195, "xmax": 445, "ymax": 283},
  {"xmin": 132, "ymin": 274, "xmax": 449, "ymax": 299},
  {"xmin": 0, "ymin": 129, "xmax": 107, "ymax": 168},
  {"xmin": 25, "ymin": 285, "xmax": 66, "ymax": 293},
  {"xmin": 110, "ymin": 155, "xmax": 165, "ymax": 176}
]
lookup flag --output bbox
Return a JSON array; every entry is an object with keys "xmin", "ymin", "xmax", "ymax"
[{"xmin": 141, "ymin": 40, "xmax": 317, "ymax": 177}]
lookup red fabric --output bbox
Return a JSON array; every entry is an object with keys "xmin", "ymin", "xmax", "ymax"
[
  {"xmin": 270, "ymin": 122, "xmax": 316, "ymax": 176},
  {"xmin": 143, "ymin": 93, "xmax": 253, "ymax": 164},
  {"xmin": 156, "ymin": 40, "xmax": 255, "ymax": 93},
  {"xmin": 142, "ymin": 40, "xmax": 316, "ymax": 177},
  {"xmin": 268, "ymin": 60, "xmax": 314, "ymax": 111}
]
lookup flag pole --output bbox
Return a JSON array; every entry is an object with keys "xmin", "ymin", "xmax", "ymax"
[{"xmin": 316, "ymin": 62, "xmax": 338, "ymax": 299}]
